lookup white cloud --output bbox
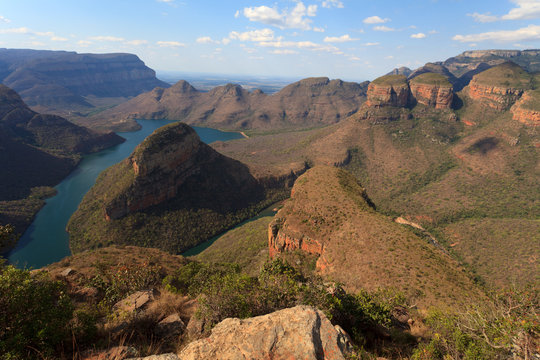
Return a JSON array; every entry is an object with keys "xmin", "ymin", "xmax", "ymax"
[
  {"xmin": 373, "ymin": 25, "xmax": 395, "ymax": 32},
  {"xmin": 363, "ymin": 16, "xmax": 390, "ymax": 24},
  {"xmin": 385, "ymin": 55, "xmax": 394, "ymax": 59},
  {"xmin": 363, "ymin": 42, "xmax": 380, "ymax": 46},
  {"xmin": 157, "ymin": 40, "xmax": 185, "ymax": 47},
  {"xmin": 229, "ymin": 28, "xmax": 276, "ymax": 42},
  {"xmin": 313, "ymin": 27, "xmax": 325, "ymax": 32},
  {"xmin": 270, "ymin": 49, "xmax": 299, "ymax": 54},
  {"xmin": 453, "ymin": 24, "xmax": 540, "ymax": 42},
  {"xmin": 429, "ymin": 30, "xmax": 438, "ymax": 34},
  {"xmin": 89, "ymin": 35, "xmax": 125, "ymax": 42},
  {"xmin": 0, "ymin": 27, "xmax": 67, "ymax": 41},
  {"xmin": 0, "ymin": 16, "xmax": 10, "ymax": 23},
  {"xmin": 468, "ymin": 12, "xmax": 498, "ymax": 23},
  {"xmin": 349, "ymin": 56, "xmax": 361, "ymax": 61},
  {"xmin": 77, "ymin": 40, "xmax": 92, "ymax": 47},
  {"xmin": 259, "ymin": 39, "xmax": 339, "ymax": 53},
  {"xmin": 411, "ymin": 32, "xmax": 426, "ymax": 39},
  {"xmin": 222, "ymin": 38, "xmax": 231, "ymax": 45},
  {"xmin": 125, "ymin": 39, "xmax": 148, "ymax": 46},
  {"xmin": 196, "ymin": 36, "xmax": 219, "ymax": 44},
  {"xmin": 502, "ymin": 0, "xmax": 540, "ymax": 20},
  {"xmin": 243, "ymin": 2, "xmax": 317, "ymax": 30},
  {"xmin": 323, "ymin": 34, "xmax": 359, "ymax": 43},
  {"xmin": 249, "ymin": 56, "xmax": 264, "ymax": 60},
  {"xmin": 234, "ymin": 10, "xmax": 240, "ymax": 18},
  {"xmin": 322, "ymin": 0, "xmax": 344, "ymax": 9},
  {"xmin": 469, "ymin": 1, "xmax": 540, "ymax": 22}
]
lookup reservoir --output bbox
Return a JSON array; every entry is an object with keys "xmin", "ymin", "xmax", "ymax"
[{"xmin": 6, "ymin": 119, "xmax": 243, "ymax": 269}]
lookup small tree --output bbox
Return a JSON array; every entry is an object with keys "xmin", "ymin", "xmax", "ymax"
[
  {"xmin": 0, "ymin": 265, "xmax": 74, "ymax": 358},
  {"xmin": 0, "ymin": 224, "xmax": 17, "ymax": 250}
]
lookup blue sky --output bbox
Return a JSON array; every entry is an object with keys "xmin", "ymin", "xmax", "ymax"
[{"xmin": 1, "ymin": 0, "xmax": 539, "ymax": 81}]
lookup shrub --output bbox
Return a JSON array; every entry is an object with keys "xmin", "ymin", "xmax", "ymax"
[{"xmin": 0, "ymin": 264, "xmax": 73, "ymax": 359}]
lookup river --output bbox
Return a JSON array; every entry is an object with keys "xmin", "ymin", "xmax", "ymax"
[{"xmin": 6, "ymin": 119, "xmax": 243, "ymax": 269}]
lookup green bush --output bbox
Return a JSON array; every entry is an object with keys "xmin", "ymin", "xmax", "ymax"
[{"xmin": 0, "ymin": 264, "xmax": 73, "ymax": 359}]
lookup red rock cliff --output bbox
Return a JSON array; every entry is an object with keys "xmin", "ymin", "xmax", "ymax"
[
  {"xmin": 409, "ymin": 81, "xmax": 453, "ymax": 109},
  {"xmin": 511, "ymin": 91, "xmax": 540, "ymax": 126}
]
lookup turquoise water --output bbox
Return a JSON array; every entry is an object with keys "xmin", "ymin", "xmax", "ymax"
[{"xmin": 6, "ymin": 120, "xmax": 243, "ymax": 269}]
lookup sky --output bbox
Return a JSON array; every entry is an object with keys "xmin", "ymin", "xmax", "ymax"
[{"xmin": 0, "ymin": 0, "xmax": 539, "ymax": 81}]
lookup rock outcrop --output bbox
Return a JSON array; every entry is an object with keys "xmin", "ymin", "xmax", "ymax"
[
  {"xmin": 0, "ymin": 48, "xmax": 168, "ymax": 109},
  {"xmin": 179, "ymin": 306, "xmax": 351, "ymax": 360},
  {"xmin": 466, "ymin": 62, "xmax": 531, "ymax": 111},
  {"xmin": 409, "ymin": 73, "xmax": 453, "ymax": 109},
  {"xmin": 88, "ymin": 77, "xmax": 369, "ymax": 131},
  {"xmin": 365, "ymin": 75, "xmax": 409, "ymax": 108},
  {"xmin": 511, "ymin": 90, "xmax": 540, "ymax": 126}
]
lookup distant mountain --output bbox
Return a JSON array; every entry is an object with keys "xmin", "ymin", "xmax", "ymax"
[
  {"xmin": 443, "ymin": 49, "xmax": 540, "ymax": 77},
  {"xmin": 0, "ymin": 85, "xmax": 123, "ymax": 238},
  {"xmin": 386, "ymin": 66, "xmax": 413, "ymax": 77},
  {"xmin": 0, "ymin": 48, "xmax": 169, "ymax": 112},
  {"xmin": 86, "ymin": 77, "xmax": 369, "ymax": 131}
]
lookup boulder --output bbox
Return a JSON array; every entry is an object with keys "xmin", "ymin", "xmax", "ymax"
[
  {"xmin": 179, "ymin": 305, "xmax": 351, "ymax": 360},
  {"xmin": 155, "ymin": 313, "xmax": 186, "ymax": 338}
]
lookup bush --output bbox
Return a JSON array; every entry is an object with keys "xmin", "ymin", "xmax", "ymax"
[{"xmin": 0, "ymin": 264, "xmax": 73, "ymax": 359}]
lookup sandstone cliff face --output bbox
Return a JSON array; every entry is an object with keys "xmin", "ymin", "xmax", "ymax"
[
  {"xmin": 467, "ymin": 81, "xmax": 523, "ymax": 111},
  {"xmin": 511, "ymin": 91, "xmax": 540, "ymax": 126},
  {"xmin": 409, "ymin": 79, "xmax": 453, "ymax": 109},
  {"xmin": 365, "ymin": 76, "xmax": 409, "ymax": 108},
  {"xmin": 179, "ymin": 306, "xmax": 351, "ymax": 360},
  {"xmin": 409, "ymin": 83, "xmax": 453, "ymax": 109}
]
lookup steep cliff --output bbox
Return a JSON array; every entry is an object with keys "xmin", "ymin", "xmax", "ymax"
[
  {"xmin": 365, "ymin": 75, "xmax": 409, "ymax": 108},
  {"xmin": 87, "ymin": 77, "xmax": 368, "ymax": 131},
  {"xmin": 268, "ymin": 166, "xmax": 483, "ymax": 309},
  {"xmin": 68, "ymin": 122, "xmax": 269, "ymax": 254},
  {"xmin": 409, "ymin": 73, "xmax": 453, "ymax": 109},
  {"xmin": 466, "ymin": 62, "xmax": 531, "ymax": 111},
  {"xmin": 511, "ymin": 90, "xmax": 540, "ymax": 126},
  {"xmin": 0, "ymin": 49, "xmax": 168, "ymax": 110}
]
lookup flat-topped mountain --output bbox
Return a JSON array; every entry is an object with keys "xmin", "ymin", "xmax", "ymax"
[
  {"xmin": 443, "ymin": 49, "xmax": 540, "ymax": 77},
  {"xmin": 0, "ymin": 85, "xmax": 123, "ymax": 241},
  {"xmin": 87, "ymin": 77, "xmax": 369, "ymax": 131},
  {"xmin": 67, "ymin": 122, "xmax": 271, "ymax": 254},
  {"xmin": 0, "ymin": 48, "xmax": 169, "ymax": 112}
]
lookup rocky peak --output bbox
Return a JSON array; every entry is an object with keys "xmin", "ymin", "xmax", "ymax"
[
  {"xmin": 365, "ymin": 74, "xmax": 409, "ymax": 108},
  {"xmin": 386, "ymin": 66, "xmax": 413, "ymax": 77},
  {"xmin": 511, "ymin": 89, "xmax": 540, "ymax": 126},
  {"xmin": 409, "ymin": 73, "xmax": 454, "ymax": 109},
  {"xmin": 170, "ymin": 80, "xmax": 198, "ymax": 94}
]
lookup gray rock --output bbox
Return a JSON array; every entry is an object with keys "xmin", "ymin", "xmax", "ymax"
[
  {"xmin": 156, "ymin": 313, "xmax": 185, "ymax": 338},
  {"xmin": 179, "ymin": 305, "xmax": 350, "ymax": 360}
]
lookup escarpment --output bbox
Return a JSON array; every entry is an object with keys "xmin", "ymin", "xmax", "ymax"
[
  {"xmin": 68, "ymin": 122, "xmax": 272, "ymax": 254},
  {"xmin": 0, "ymin": 49, "xmax": 168, "ymax": 111},
  {"xmin": 267, "ymin": 166, "xmax": 483, "ymax": 309},
  {"xmin": 466, "ymin": 62, "xmax": 531, "ymax": 111}
]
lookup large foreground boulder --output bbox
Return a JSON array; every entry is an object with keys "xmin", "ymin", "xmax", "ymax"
[{"xmin": 179, "ymin": 305, "xmax": 351, "ymax": 360}]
